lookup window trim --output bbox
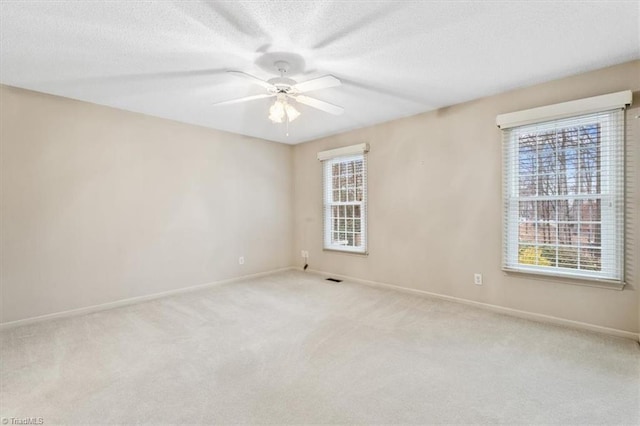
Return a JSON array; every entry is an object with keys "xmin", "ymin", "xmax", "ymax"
[
  {"xmin": 501, "ymin": 268, "xmax": 625, "ymax": 291},
  {"xmin": 501, "ymin": 109, "xmax": 626, "ymax": 286},
  {"xmin": 322, "ymin": 153, "xmax": 368, "ymax": 255},
  {"xmin": 496, "ymin": 90, "xmax": 631, "ymax": 129}
]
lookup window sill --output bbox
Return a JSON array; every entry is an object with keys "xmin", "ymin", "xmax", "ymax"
[
  {"xmin": 502, "ymin": 267, "xmax": 625, "ymax": 291},
  {"xmin": 323, "ymin": 248, "xmax": 369, "ymax": 256}
]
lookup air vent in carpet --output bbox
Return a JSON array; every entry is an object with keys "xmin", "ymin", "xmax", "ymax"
[{"xmin": 326, "ymin": 278, "xmax": 342, "ymax": 283}]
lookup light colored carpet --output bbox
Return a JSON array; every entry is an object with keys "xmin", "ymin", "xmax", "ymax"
[{"xmin": 1, "ymin": 270, "xmax": 639, "ymax": 424}]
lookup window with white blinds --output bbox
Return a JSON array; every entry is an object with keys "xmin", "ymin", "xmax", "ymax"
[
  {"xmin": 501, "ymin": 102, "xmax": 627, "ymax": 283},
  {"xmin": 319, "ymin": 144, "xmax": 368, "ymax": 254}
]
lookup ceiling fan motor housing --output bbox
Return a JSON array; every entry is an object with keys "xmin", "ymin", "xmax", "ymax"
[
  {"xmin": 268, "ymin": 61, "xmax": 296, "ymax": 93},
  {"xmin": 267, "ymin": 77, "xmax": 297, "ymax": 94}
]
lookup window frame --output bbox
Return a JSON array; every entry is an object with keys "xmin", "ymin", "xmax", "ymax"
[
  {"xmin": 322, "ymin": 153, "xmax": 368, "ymax": 254},
  {"xmin": 503, "ymin": 111, "xmax": 624, "ymax": 284}
]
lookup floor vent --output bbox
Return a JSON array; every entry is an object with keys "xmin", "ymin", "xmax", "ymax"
[{"xmin": 326, "ymin": 278, "xmax": 342, "ymax": 283}]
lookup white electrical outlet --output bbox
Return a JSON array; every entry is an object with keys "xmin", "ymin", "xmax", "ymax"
[
  {"xmin": 301, "ymin": 250, "xmax": 309, "ymax": 258},
  {"xmin": 238, "ymin": 256, "xmax": 245, "ymax": 265},
  {"xmin": 474, "ymin": 273, "xmax": 483, "ymax": 285}
]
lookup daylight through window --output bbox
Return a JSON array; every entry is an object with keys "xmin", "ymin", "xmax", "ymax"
[
  {"xmin": 320, "ymin": 147, "xmax": 368, "ymax": 254},
  {"xmin": 502, "ymin": 109, "xmax": 625, "ymax": 282}
]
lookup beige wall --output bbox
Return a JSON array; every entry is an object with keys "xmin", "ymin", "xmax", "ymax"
[
  {"xmin": 293, "ymin": 61, "xmax": 640, "ymax": 333},
  {"xmin": 2, "ymin": 61, "xmax": 639, "ymax": 333},
  {"xmin": 1, "ymin": 85, "xmax": 293, "ymax": 323}
]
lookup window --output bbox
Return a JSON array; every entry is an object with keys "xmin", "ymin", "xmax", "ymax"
[
  {"xmin": 318, "ymin": 144, "xmax": 368, "ymax": 254},
  {"xmin": 499, "ymin": 92, "xmax": 630, "ymax": 284}
]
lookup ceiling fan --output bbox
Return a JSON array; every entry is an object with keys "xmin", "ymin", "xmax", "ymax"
[{"xmin": 214, "ymin": 61, "xmax": 344, "ymax": 123}]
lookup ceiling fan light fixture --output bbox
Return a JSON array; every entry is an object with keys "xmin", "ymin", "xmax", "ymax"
[
  {"xmin": 268, "ymin": 114, "xmax": 283, "ymax": 123},
  {"xmin": 284, "ymin": 103, "xmax": 300, "ymax": 122},
  {"xmin": 268, "ymin": 99, "xmax": 285, "ymax": 123},
  {"xmin": 269, "ymin": 96, "xmax": 300, "ymax": 123}
]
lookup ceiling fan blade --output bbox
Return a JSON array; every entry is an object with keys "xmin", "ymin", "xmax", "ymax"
[
  {"xmin": 213, "ymin": 93, "xmax": 274, "ymax": 106},
  {"xmin": 292, "ymin": 95, "xmax": 344, "ymax": 115},
  {"xmin": 227, "ymin": 71, "xmax": 275, "ymax": 90},
  {"xmin": 293, "ymin": 75, "xmax": 341, "ymax": 93}
]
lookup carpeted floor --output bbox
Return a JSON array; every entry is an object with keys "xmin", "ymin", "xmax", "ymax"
[{"xmin": 1, "ymin": 270, "xmax": 639, "ymax": 424}]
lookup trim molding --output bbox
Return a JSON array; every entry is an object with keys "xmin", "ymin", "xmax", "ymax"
[
  {"xmin": 496, "ymin": 90, "xmax": 632, "ymax": 129},
  {"xmin": 317, "ymin": 143, "xmax": 369, "ymax": 161},
  {"xmin": 0, "ymin": 267, "xmax": 295, "ymax": 330},
  {"xmin": 5, "ymin": 266, "xmax": 637, "ymax": 342},
  {"xmin": 303, "ymin": 268, "xmax": 640, "ymax": 342}
]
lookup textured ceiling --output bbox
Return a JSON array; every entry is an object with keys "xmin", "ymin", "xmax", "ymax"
[{"xmin": 1, "ymin": 1, "xmax": 639, "ymax": 144}]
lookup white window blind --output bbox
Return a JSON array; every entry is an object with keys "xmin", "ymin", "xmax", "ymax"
[
  {"xmin": 319, "ymin": 144, "xmax": 368, "ymax": 254},
  {"xmin": 501, "ymin": 108, "xmax": 626, "ymax": 284}
]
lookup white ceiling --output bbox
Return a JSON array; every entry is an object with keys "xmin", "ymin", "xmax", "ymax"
[{"xmin": 1, "ymin": 1, "xmax": 638, "ymax": 144}]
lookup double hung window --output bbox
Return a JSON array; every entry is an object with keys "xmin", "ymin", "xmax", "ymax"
[
  {"xmin": 499, "ymin": 91, "xmax": 630, "ymax": 283},
  {"xmin": 318, "ymin": 144, "xmax": 368, "ymax": 254}
]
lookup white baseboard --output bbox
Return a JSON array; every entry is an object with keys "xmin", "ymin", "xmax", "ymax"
[
  {"xmin": 302, "ymin": 268, "xmax": 640, "ymax": 342},
  {"xmin": 5, "ymin": 266, "xmax": 637, "ymax": 342},
  {"xmin": 0, "ymin": 267, "xmax": 295, "ymax": 330}
]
